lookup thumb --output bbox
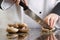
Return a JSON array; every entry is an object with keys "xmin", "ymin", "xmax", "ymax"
[
  {"xmin": 16, "ymin": 0, "xmax": 20, "ymax": 5},
  {"xmin": 44, "ymin": 17, "xmax": 50, "ymax": 25}
]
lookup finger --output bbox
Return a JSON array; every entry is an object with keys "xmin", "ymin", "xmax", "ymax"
[
  {"xmin": 50, "ymin": 17, "xmax": 54, "ymax": 29},
  {"xmin": 16, "ymin": 0, "xmax": 20, "ymax": 5},
  {"xmin": 44, "ymin": 17, "xmax": 50, "ymax": 25},
  {"xmin": 24, "ymin": 0, "xmax": 28, "ymax": 6},
  {"xmin": 53, "ymin": 17, "xmax": 58, "ymax": 27},
  {"xmin": 45, "ymin": 18, "xmax": 49, "ymax": 25},
  {"xmin": 51, "ymin": 16, "xmax": 58, "ymax": 28}
]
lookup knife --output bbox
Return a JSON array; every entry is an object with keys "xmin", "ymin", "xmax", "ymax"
[
  {"xmin": 16, "ymin": 5, "xmax": 24, "ymax": 24},
  {"xmin": 19, "ymin": 1, "xmax": 52, "ymax": 30},
  {"xmin": 0, "ymin": 0, "xmax": 3, "ymax": 9}
]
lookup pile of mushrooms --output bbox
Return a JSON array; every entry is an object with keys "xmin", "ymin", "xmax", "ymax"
[{"xmin": 6, "ymin": 23, "xmax": 29, "ymax": 34}]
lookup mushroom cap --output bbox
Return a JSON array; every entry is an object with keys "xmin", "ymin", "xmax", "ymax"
[
  {"xmin": 18, "ymin": 26, "xmax": 29, "ymax": 33},
  {"xmin": 6, "ymin": 27, "xmax": 19, "ymax": 33}
]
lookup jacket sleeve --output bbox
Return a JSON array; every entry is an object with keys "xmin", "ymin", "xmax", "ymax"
[
  {"xmin": 1, "ymin": 0, "xmax": 14, "ymax": 10},
  {"xmin": 0, "ymin": 0, "xmax": 3, "ymax": 9},
  {"xmin": 50, "ymin": 2, "xmax": 60, "ymax": 16}
]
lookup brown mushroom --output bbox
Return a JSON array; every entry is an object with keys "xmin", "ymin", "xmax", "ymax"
[
  {"xmin": 13, "ymin": 23, "xmax": 20, "ymax": 28},
  {"xmin": 18, "ymin": 26, "xmax": 29, "ymax": 33},
  {"xmin": 6, "ymin": 27, "xmax": 19, "ymax": 33},
  {"xmin": 21, "ymin": 23, "xmax": 28, "ymax": 27},
  {"xmin": 8, "ymin": 24, "xmax": 14, "ymax": 27}
]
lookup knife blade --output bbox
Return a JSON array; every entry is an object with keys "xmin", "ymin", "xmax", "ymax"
[
  {"xmin": 16, "ymin": 5, "xmax": 24, "ymax": 24},
  {"xmin": 19, "ymin": 1, "xmax": 52, "ymax": 30}
]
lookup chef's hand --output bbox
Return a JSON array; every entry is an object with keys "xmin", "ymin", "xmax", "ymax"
[
  {"xmin": 44, "ymin": 13, "xmax": 59, "ymax": 29},
  {"xmin": 13, "ymin": 0, "xmax": 28, "ymax": 6}
]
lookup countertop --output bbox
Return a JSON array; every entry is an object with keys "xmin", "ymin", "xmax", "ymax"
[{"xmin": 0, "ymin": 28, "xmax": 60, "ymax": 40}]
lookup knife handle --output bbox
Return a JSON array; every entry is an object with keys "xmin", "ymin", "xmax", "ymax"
[
  {"xmin": 0, "ymin": 0, "xmax": 3, "ymax": 9},
  {"xmin": 19, "ymin": 1, "xmax": 29, "ymax": 10}
]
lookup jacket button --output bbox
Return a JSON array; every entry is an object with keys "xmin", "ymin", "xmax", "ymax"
[{"xmin": 39, "ymin": 12, "xmax": 42, "ymax": 14}]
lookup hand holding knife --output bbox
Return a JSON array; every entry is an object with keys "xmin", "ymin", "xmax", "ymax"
[{"xmin": 19, "ymin": 1, "xmax": 52, "ymax": 30}]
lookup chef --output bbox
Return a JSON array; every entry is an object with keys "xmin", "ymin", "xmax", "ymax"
[{"xmin": 0, "ymin": 0, "xmax": 60, "ymax": 29}]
